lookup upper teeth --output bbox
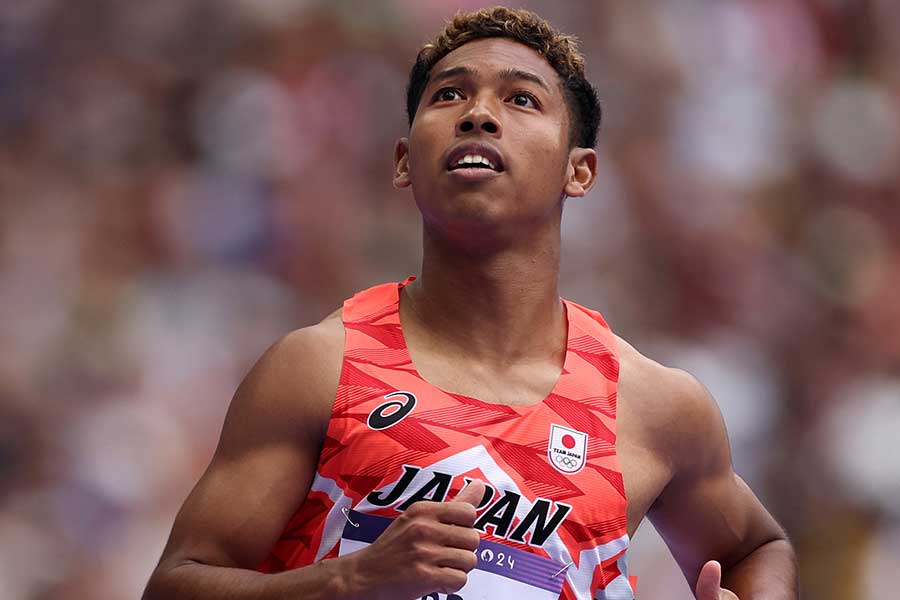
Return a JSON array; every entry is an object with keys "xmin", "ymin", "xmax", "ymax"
[{"xmin": 456, "ymin": 154, "xmax": 495, "ymax": 169}]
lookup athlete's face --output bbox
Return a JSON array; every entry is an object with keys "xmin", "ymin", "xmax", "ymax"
[{"xmin": 393, "ymin": 38, "xmax": 597, "ymax": 241}]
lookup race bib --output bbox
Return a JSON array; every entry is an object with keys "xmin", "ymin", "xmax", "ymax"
[{"xmin": 338, "ymin": 510, "xmax": 566, "ymax": 600}]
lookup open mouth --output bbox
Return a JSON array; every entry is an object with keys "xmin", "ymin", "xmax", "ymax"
[
  {"xmin": 446, "ymin": 144, "xmax": 505, "ymax": 174},
  {"xmin": 448, "ymin": 153, "xmax": 500, "ymax": 172}
]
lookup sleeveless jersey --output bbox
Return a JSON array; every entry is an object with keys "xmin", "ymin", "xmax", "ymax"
[{"xmin": 259, "ymin": 279, "xmax": 635, "ymax": 600}]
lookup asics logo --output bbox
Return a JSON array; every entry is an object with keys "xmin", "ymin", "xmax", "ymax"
[{"xmin": 367, "ymin": 391, "xmax": 417, "ymax": 430}]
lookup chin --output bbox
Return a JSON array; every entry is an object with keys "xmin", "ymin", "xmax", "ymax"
[
  {"xmin": 440, "ymin": 198, "xmax": 511, "ymax": 226},
  {"xmin": 428, "ymin": 207, "xmax": 536, "ymax": 250}
]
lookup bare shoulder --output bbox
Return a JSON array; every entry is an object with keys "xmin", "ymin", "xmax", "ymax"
[
  {"xmin": 616, "ymin": 335, "xmax": 729, "ymax": 475},
  {"xmin": 222, "ymin": 307, "xmax": 345, "ymax": 448},
  {"xmin": 268, "ymin": 306, "xmax": 344, "ymax": 365},
  {"xmin": 616, "ymin": 335, "xmax": 712, "ymax": 422},
  {"xmin": 258, "ymin": 307, "xmax": 344, "ymax": 395}
]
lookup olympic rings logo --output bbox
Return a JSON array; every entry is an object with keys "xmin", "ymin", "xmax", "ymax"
[{"xmin": 555, "ymin": 455, "xmax": 578, "ymax": 469}]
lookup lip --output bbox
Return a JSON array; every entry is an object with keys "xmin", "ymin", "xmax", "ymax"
[
  {"xmin": 447, "ymin": 166, "xmax": 502, "ymax": 182},
  {"xmin": 445, "ymin": 142, "xmax": 506, "ymax": 174}
]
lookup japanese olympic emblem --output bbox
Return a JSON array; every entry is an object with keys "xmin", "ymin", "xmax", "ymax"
[{"xmin": 548, "ymin": 424, "xmax": 588, "ymax": 475}]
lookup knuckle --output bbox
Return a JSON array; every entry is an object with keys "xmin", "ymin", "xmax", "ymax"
[
  {"xmin": 412, "ymin": 561, "xmax": 432, "ymax": 578},
  {"xmin": 407, "ymin": 519, "xmax": 433, "ymax": 540},
  {"xmin": 395, "ymin": 512, "xmax": 414, "ymax": 529},
  {"xmin": 448, "ymin": 503, "xmax": 476, "ymax": 524},
  {"xmin": 461, "ymin": 510, "xmax": 477, "ymax": 527},
  {"xmin": 410, "ymin": 541, "xmax": 433, "ymax": 562},
  {"xmin": 466, "ymin": 530, "xmax": 481, "ymax": 550},
  {"xmin": 438, "ymin": 571, "xmax": 468, "ymax": 594}
]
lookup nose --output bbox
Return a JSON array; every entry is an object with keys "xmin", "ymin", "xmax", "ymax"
[{"xmin": 455, "ymin": 100, "xmax": 501, "ymax": 137}]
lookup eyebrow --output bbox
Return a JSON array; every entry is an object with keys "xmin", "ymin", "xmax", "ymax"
[
  {"xmin": 429, "ymin": 65, "xmax": 474, "ymax": 86},
  {"xmin": 498, "ymin": 67, "xmax": 552, "ymax": 93},
  {"xmin": 429, "ymin": 65, "xmax": 552, "ymax": 94}
]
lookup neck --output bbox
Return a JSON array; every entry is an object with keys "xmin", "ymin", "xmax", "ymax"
[{"xmin": 401, "ymin": 219, "xmax": 566, "ymax": 365}]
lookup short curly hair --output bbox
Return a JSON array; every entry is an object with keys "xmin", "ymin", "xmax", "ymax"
[{"xmin": 406, "ymin": 7, "xmax": 602, "ymax": 149}]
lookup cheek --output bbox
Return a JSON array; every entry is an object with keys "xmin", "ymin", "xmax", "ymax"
[
  {"xmin": 406, "ymin": 143, "xmax": 432, "ymax": 184},
  {"xmin": 408, "ymin": 124, "xmax": 446, "ymax": 179},
  {"xmin": 514, "ymin": 112, "xmax": 566, "ymax": 151},
  {"xmin": 514, "ymin": 126, "xmax": 569, "ymax": 179}
]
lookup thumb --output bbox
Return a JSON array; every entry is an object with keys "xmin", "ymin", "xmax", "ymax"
[
  {"xmin": 452, "ymin": 479, "xmax": 486, "ymax": 507},
  {"xmin": 695, "ymin": 560, "xmax": 722, "ymax": 600}
]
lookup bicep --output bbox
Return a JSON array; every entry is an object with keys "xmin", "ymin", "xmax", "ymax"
[
  {"xmin": 647, "ymin": 373, "xmax": 785, "ymax": 589},
  {"xmin": 156, "ymin": 331, "xmax": 338, "ymax": 572},
  {"xmin": 163, "ymin": 438, "xmax": 317, "ymax": 570}
]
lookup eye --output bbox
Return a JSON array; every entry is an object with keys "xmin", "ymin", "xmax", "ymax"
[
  {"xmin": 434, "ymin": 88, "xmax": 464, "ymax": 102},
  {"xmin": 510, "ymin": 92, "xmax": 538, "ymax": 108}
]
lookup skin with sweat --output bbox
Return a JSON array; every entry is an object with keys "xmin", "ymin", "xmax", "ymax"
[{"xmin": 142, "ymin": 38, "xmax": 796, "ymax": 600}]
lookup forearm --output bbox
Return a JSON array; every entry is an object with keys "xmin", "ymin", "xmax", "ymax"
[
  {"xmin": 142, "ymin": 555, "xmax": 357, "ymax": 600},
  {"xmin": 722, "ymin": 538, "xmax": 798, "ymax": 600}
]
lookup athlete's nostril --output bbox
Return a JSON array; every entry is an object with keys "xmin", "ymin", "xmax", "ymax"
[
  {"xmin": 460, "ymin": 121, "xmax": 474, "ymax": 132},
  {"xmin": 481, "ymin": 122, "xmax": 498, "ymax": 134}
]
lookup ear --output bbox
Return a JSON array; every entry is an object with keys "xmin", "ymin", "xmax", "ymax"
[
  {"xmin": 393, "ymin": 138, "xmax": 412, "ymax": 189},
  {"xmin": 563, "ymin": 147, "xmax": 597, "ymax": 198}
]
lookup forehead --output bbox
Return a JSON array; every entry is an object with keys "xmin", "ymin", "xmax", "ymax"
[{"xmin": 429, "ymin": 37, "xmax": 562, "ymax": 89}]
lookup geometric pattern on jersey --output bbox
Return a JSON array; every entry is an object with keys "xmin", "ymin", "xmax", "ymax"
[{"xmin": 258, "ymin": 279, "xmax": 635, "ymax": 600}]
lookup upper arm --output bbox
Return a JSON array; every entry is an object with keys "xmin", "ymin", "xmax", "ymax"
[
  {"xmin": 645, "ymin": 368, "xmax": 787, "ymax": 589},
  {"xmin": 153, "ymin": 318, "xmax": 343, "ymax": 573}
]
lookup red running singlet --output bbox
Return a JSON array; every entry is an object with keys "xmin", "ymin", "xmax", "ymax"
[{"xmin": 259, "ymin": 279, "xmax": 635, "ymax": 600}]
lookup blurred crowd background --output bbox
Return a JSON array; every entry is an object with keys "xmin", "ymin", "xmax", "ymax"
[{"xmin": 1, "ymin": 0, "xmax": 898, "ymax": 598}]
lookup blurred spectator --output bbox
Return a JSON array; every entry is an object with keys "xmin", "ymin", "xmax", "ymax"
[{"xmin": 1, "ymin": 1, "xmax": 898, "ymax": 598}]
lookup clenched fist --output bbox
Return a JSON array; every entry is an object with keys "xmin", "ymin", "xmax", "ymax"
[{"xmin": 342, "ymin": 480, "xmax": 485, "ymax": 600}]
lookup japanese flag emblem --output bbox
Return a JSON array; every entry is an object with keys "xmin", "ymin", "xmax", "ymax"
[{"xmin": 548, "ymin": 424, "xmax": 588, "ymax": 474}]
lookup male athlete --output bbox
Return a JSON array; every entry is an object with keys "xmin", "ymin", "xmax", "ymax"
[{"xmin": 143, "ymin": 7, "xmax": 798, "ymax": 600}]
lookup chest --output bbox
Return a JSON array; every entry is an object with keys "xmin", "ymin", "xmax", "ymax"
[
  {"xmin": 388, "ymin": 354, "xmax": 670, "ymax": 538},
  {"xmin": 325, "ymin": 377, "xmax": 629, "ymax": 553},
  {"xmin": 412, "ymin": 357, "xmax": 564, "ymax": 407},
  {"xmin": 335, "ymin": 289, "xmax": 662, "ymax": 543}
]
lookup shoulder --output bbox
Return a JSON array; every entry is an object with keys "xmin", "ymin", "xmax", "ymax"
[
  {"xmin": 223, "ymin": 308, "xmax": 345, "ymax": 446},
  {"xmin": 247, "ymin": 308, "xmax": 343, "ymax": 392},
  {"xmin": 262, "ymin": 308, "xmax": 344, "ymax": 379},
  {"xmin": 616, "ymin": 335, "xmax": 730, "ymax": 477},
  {"xmin": 616, "ymin": 335, "xmax": 712, "ymax": 419}
]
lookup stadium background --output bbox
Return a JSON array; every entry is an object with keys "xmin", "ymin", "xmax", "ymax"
[{"xmin": 1, "ymin": 0, "xmax": 899, "ymax": 598}]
